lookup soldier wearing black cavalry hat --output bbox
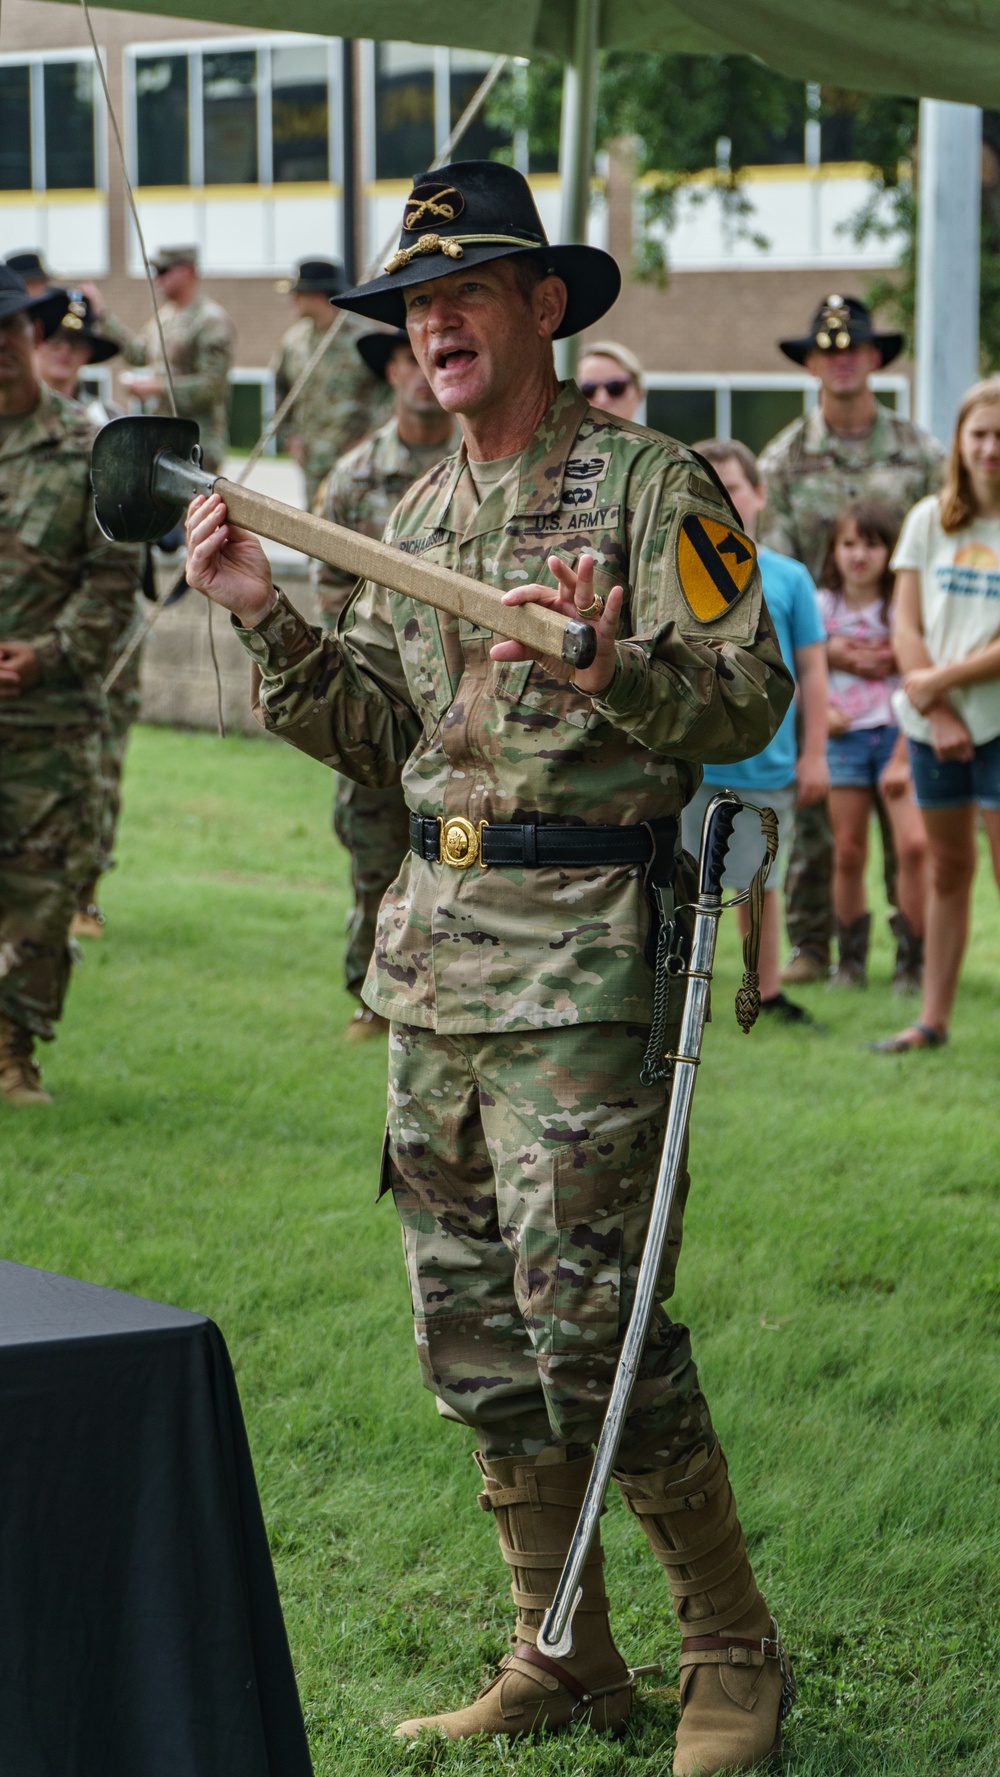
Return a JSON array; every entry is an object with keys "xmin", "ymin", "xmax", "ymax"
[
  {"xmin": 185, "ymin": 160, "xmax": 794, "ymax": 1773},
  {"xmin": 759, "ymin": 294, "xmax": 944, "ymax": 990},
  {"xmin": 270, "ymin": 259, "xmax": 391, "ymax": 510}
]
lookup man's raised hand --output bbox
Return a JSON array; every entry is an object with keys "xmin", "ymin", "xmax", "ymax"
[
  {"xmin": 494, "ymin": 552, "xmax": 622, "ymax": 696},
  {"xmin": 184, "ymin": 494, "xmax": 277, "ymax": 629}
]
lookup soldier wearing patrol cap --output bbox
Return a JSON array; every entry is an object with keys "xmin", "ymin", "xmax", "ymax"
[
  {"xmin": 185, "ymin": 159, "xmax": 794, "ymax": 1774},
  {"xmin": 759, "ymin": 294, "xmax": 944, "ymax": 988},
  {"xmin": 85, "ymin": 247, "xmax": 235, "ymax": 474},
  {"xmin": 270, "ymin": 259, "xmax": 391, "ymax": 510},
  {"xmin": 312, "ymin": 329, "xmax": 460, "ymax": 1037}
]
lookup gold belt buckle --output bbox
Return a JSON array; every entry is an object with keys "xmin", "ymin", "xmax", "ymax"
[{"xmin": 438, "ymin": 815, "xmax": 489, "ymax": 869}]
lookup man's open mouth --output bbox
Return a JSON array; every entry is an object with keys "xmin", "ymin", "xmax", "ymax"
[{"xmin": 433, "ymin": 346, "xmax": 477, "ymax": 371}]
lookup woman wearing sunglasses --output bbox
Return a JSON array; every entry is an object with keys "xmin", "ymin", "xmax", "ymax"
[{"xmin": 577, "ymin": 339, "xmax": 644, "ymax": 421}]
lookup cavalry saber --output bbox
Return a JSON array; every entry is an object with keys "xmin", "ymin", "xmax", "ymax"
[
  {"xmin": 90, "ymin": 416, "xmax": 598, "ymax": 672},
  {"xmin": 537, "ymin": 791, "xmax": 742, "ymax": 1661}
]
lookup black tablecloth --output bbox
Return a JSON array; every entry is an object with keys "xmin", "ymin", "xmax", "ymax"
[{"xmin": 0, "ymin": 1258, "xmax": 313, "ymax": 1776}]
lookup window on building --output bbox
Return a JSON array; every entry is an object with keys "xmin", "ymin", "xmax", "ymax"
[
  {"xmin": 203, "ymin": 50, "xmax": 258, "ymax": 185},
  {"xmin": 130, "ymin": 38, "xmax": 339, "ymax": 188},
  {"xmin": 0, "ymin": 55, "xmax": 99, "ymax": 192},
  {"xmin": 645, "ymin": 388, "xmax": 716, "ymax": 447},
  {"xmin": 0, "ymin": 65, "xmax": 31, "ymax": 191},
  {"xmin": 271, "ymin": 45, "xmax": 329, "ymax": 183},
  {"xmin": 135, "ymin": 55, "xmax": 189, "ymax": 187},
  {"xmin": 374, "ymin": 42, "xmax": 435, "ymax": 180},
  {"xmin": 644, "ymin": 378, "xmax": 906, "ymax": 455}
]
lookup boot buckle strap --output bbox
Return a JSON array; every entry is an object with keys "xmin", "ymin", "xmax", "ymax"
[{"xmin": 680, "ymin": 1632, "xmax": 783, "ymax": 1666}]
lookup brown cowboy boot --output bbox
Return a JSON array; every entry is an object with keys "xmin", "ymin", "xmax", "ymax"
[
  {"xmin": 0, "ymin": 1017, "xmax": 53, "ymax": 1107},
  {"xmin": 395, "ymin": 1451, "xmax": 644, "ymax": 1741},
  {"xmin": 616, "ymin": 1444, "xmax": 793, "ymax": 1776},
  {"xmin": 828, "ymin": 913, "xmax": 870, "ymax": 988},
  {"xmin": 888, "ymin": 911, "xmax": 923, "ymax": 995}
]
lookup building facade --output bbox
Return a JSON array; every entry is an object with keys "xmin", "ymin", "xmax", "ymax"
[{"xmin": 1, "ymin": 0, "xmax": 910, "ymax": 461}]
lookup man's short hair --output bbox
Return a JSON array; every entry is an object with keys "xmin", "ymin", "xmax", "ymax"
[
  {"xmin": 509, "ymin": 254, "xmax": 553, "ymax": 303},
  {"xmin": 693, "ymin": 437, "xmax": 761, "ymax": 490}
]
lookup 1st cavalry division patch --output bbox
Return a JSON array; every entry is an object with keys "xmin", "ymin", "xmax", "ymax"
[{"xmin": 676, "ymin": 514, "xmax": 757, "ymax": 623}]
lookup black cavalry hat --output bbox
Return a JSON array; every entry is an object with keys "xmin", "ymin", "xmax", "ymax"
[
  {"xmin": 0, "ymin": 264, "xmax": 68, "ymax": 339},
  {"xmin": 5, "ymin": 249, "xmax": 50, "ymax": 282},
  {"xmin": 332, "ymin": 161, "xmax": 621, "ymax": 340},
  {"xmin": 48, "ymin": 289, "xmax": 119, "ymax": 362},
  {"xmin": 779, "ymin": 294, "xmax": 903, "ymax": 367},
  {"xmin": 357, "ymin": 329, "xmax": 410, "ymax": 380},
  {"xmin": 276, "ymin": 258, "xmax": 348, "ymax": 297}
]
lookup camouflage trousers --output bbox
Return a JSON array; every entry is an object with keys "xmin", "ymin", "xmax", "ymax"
[
  {"xmin": 94, "ymin": 667, "xmax": 143, "ymax": 884},
  {"xmin": 385, "ymin": 1020, "xmax": 715, "ymax": 1468},
  {"xmin": 0, "ymin": 725, "xmax": 100, "ymax": 1040},
  {"xmin": 785, "ymin": 796, "xmax": 898, "ymax": 954},
  {"xmin": 333, "ymin": 776, "xmax": 411, "ymax": 996}
]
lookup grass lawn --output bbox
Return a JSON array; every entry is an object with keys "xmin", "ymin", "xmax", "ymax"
[{"xmin": 3, "ymin": 723, "xmax": 999, "ymax": 1776}]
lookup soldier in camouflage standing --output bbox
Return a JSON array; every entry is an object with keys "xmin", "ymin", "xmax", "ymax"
[
  {"xmin": 271, "ymin": 260, "xmax": 391, "ymax": 510},
  {"xmin": 312, "ymin": 329, "xmax": 460, "ymax": 1038},
  {"xmin": 186, "ymin": 162, "xmax": 795, "ymax": 1774},
  {"xmin": 35, "ymin": 290, "xmax": 141, "ymax": 939},
  {"xmin": 86, "ymin": 247, "xmax": 235, "ymax": 473},
  {"xmin": 0, "ymin": 266, "xmax": 139, "ymax": 1106},
  {"xmin": 759, "ymin": 295, "xmax": 943, "ymax": 986}
]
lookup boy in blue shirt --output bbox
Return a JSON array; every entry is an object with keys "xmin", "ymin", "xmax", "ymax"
[{"xmin": 683, "ymin": 440, "xmax": 829, "ymax": 1022}]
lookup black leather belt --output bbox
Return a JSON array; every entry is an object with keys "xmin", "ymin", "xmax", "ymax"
[{"xmin": 409, "ymin": 812, "xmax": 678, "ymax": 872}]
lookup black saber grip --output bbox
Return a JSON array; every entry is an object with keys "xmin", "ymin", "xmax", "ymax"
[
  {"xmin": 698, "ymin": 793, "xmax": 743, "ymax": 898},
  {"xmin": 561, "ymin": 620, "xmax": 597, "ymax": 669}
]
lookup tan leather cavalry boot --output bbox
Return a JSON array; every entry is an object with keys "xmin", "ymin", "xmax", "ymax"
[
  {"xmin": 0, "ymin": 1017, "xmax": 52, "ymax": 1107},
  {"xmin": 394, "ymin": 1451, "xmax": 643, "ymax": 1741},
  {"xmin": 616, "ymin": 1444, "xmax": 793, "ymax": 1775}
]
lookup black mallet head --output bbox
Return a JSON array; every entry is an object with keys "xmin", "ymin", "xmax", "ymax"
[{"xmin": 92, "ymin": 415, "xmax": 213, "ymax": 544}]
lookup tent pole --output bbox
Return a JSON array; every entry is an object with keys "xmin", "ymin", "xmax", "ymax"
[
  {"xmin": 554, "ymin": 0, "xmax": 600, "ymax": 381},
  {"xmin": 915, "ymin": 99, "xmax": 981, "ymax": 442}
]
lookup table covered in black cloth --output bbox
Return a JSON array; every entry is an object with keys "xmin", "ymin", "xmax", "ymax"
[{"xmin": 0, "ymin": 1258, "xmax": 313, "ymax": 1776}]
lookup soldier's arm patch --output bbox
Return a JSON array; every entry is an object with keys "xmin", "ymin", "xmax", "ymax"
[{"xmin": 676, "ymin": 514, "xmax": 757, "ymax": 624}]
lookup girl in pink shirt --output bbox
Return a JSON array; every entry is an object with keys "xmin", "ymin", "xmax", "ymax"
[{"xmin": 819, "ymin": 502, "xmax": 927, "ymax": 990}]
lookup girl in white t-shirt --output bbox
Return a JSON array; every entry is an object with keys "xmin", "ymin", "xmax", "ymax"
[
  {"xmin": 874, "ymin": 375, "xmax": 1000, "ymax": 1053},
  {"xmin": 819, "ymin": 503, "xmax": 926, "ymax": 991}
]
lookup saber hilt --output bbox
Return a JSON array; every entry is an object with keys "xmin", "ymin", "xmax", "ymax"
[{"xmin": 536, "ymin": 791, "xmax": 741, "ymax": 1660}]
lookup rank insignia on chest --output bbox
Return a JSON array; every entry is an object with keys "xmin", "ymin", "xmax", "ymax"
[{"xmin": 676, "ymin": 515, "xmax": 757, "ymax": 623}]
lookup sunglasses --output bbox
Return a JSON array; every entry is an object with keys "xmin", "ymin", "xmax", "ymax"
[{"xmin": 580, "ymin": 378, "xmax": 634, "ymax": 399}]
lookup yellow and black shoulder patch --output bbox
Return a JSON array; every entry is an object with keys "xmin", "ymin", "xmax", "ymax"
[{"xmin": 676, "ymin": 514, "xmax": 757, "ymax": 624}]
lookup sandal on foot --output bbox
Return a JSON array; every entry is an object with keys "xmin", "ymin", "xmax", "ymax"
[{"xmin": 870, "ymin": 1023, "xmax": 947, "ymax": 1054}]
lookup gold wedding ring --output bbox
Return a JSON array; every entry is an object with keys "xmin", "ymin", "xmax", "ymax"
[{"xmin": 576, "ymin": 592, "xmax": 605, "ymax": 620}]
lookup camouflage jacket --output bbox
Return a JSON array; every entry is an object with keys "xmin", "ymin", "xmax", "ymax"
[
  {"xmin": 758, "ymin": 402, "xmax": 943, "ymax": 581},
  {"xmin": 237, "ymin": 382, "xmax": 792, "ymax": 1033},
  {"xmin": 104, "ymin": 294, "xmax": 235, "ymax": 472},
  {"xmin": 0, "ymin": 385, "xmax": 141, "ymax": 728},
  {"xmin": 311, "ymin": 414, "xmax": 462, "ymax": 625},
  {"xmin": 271, "ymin": 314, "xmax": 391, "ymax": 494}
]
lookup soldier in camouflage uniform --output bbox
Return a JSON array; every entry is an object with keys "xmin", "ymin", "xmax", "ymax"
[
  {"xmin": 186, "ymin": 163, "xmax": 794, "ymax": 1775},
  {"xmin": 759, "ymin": 296, "xmax": 944, "ymax": 984},
  {"xmin": 89, "ymin": 247, "xmax": 235, "ymax": 473},
  {"xmin": 0, "ymin": 266, "xmax": 139, "ymax": 1105},
  {"xmin": 312, "ymin": 328, "xmax": 461, "ymax": 1036},
  {"xmin": 35, "ymin": 289, "xmax": 142, "ymax": 938},
  {"xmin": 271, "ymin": 260, "xmax": 391, "ymax": 510}
]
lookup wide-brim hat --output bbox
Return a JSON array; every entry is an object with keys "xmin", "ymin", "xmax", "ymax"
[
  {"xmin": 332, "ymin": 160, "xmax": 621, "ymax": 341},
  {"xmin": 0, "ymin": 266, "xmax": 68, "ymax": 340},
  {"xmin": 49, "ymin": 288, "xmax": 119, "ymax": 363},
  {"xmin": 357, "ymin": 329, "xmax": 410, "ymax": 380},
  {"xmin": 276, "ymin": 258, "xmax": 348, "ymax": 297},
  {"xmin": 780, "ymin": 293, "xmax": 903, "ymax": 367},
  {"xmin": 5, "ymin": 250, "xmax": 49, "ymax": 282}
]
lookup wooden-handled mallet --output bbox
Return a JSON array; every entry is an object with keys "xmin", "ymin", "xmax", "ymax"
[{"xmin": 91, "ymin": 417, "xmax": 598, "ymax": 671}]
